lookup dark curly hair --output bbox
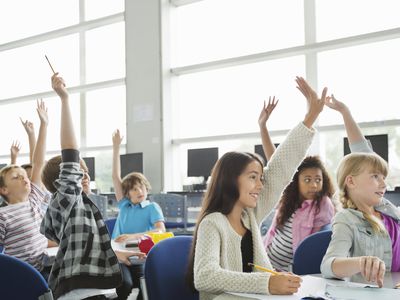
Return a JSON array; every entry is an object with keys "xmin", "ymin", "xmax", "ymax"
[{"xmin": 276, "ymin": 156, "xmax": 334, "ymax": 228}]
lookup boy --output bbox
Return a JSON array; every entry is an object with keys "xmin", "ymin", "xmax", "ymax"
[
  {"xmin": 0, "ymin": 100, "xmax": 49, "ymax": 271},
  {"xmin": 40, "ymin": 73, "xmax": 142, "ymax": 300}
]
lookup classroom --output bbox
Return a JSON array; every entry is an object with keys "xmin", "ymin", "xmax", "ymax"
[{"xmin": 0, "ymin": 1, "xmax": 400, "ymax": 300}]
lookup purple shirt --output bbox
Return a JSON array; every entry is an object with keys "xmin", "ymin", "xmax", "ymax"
[{"xmin": 382, "ymin": 213, "xmax": 400, "ymax": 271}]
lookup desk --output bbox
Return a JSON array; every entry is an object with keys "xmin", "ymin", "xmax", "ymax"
[{"xmin": 215, "ymin": 273, "xmax": 400, "ymax": 300}]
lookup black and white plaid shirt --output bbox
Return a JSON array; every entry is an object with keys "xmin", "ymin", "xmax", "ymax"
[{"xmin": 41, "ymin": 149, "xmax": 122, "ymax": 299}]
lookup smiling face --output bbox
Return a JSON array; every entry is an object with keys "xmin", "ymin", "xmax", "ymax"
[
  {"xmin": 298, "ymin": 167, "xmax": 323, "ymax": 200},
  {"xmin": 235, "ymin": 160, "xmax": 264, "ymax": 209},
  {"xmin": 347, "ymin": 166, "xmax": 387, "ymax": 208}
]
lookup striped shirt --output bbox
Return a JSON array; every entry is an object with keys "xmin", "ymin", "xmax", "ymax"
[
  {"xmin": 0, "ymin": 183, "xmax": 48, "ymax": 270},
  {"xmin": 267, "ymin": 216, "xmax": 293, "ymax": 272}
]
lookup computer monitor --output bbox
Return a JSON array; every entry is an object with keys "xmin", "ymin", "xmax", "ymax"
[
  {"xmin": 384, "ymin": 190, "xmax": 400, "ymax": 207},
  {"xmin": 120, "ymin": 152, "xmax": 143, "ymax": 178},
  {"xmin": 254, "ymin": 143, "xmax": 280, "ymax": 163},
  {"xmin": 82, "ymin": 157, "xmax": 95, "ymax": 181},
  {"xmin": 0, "ymin": 163, "xmax": 7, "ymax": 169},
  {"xmin": 344, "ymin": 134, "xmax": 388, "ymax": 162},
  {"xmin": 187, "ymin": 147, "xmax": 219, "ymax": 184}
]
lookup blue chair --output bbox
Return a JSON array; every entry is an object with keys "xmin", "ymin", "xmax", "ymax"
[
  {"xmin": 0, "ymin": 253, "xmax": 53, "ymax": 299},
  {"xmin": 105, "ymin": 217, "xmax": 117, "ymax": 236},
  {"xmin": 144, "ymin": 236, "xmax": 199, "ymax": 300},
  {"xmin": 292, "ymin": 230, "xmax": 332, "ymax": 275},
  {"xmin": 0, "ymin": 245, "xmax": 3, "ymax": 253},
  {"xmin": 150, "ymin": 193, "xmax": 195, "ymax": 232}
]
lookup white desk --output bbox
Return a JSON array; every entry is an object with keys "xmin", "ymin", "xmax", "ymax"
[{"xmin": 215, "ymin": 273, "xmax": 400, "ymax": 300}]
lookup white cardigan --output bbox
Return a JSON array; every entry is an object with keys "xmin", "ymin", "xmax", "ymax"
[{"xmin": 194, "ymin": 122, "xmax": 315, "ymax": 300}]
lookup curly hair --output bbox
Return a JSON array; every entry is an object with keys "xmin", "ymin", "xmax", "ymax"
[{"xmin": 276, "ymin": 156, "xmax": 334, "ymax": 228}]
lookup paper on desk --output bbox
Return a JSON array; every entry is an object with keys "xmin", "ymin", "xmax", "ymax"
[
  {"xmin": 325, "ymin": 284, "xmax": 400, "ymax": 300},
  {"xmin": 226, "ymin": 275, "xmax": 368, "ymax": 300}
]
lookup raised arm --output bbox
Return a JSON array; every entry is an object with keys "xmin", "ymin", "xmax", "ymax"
[
  {"xmin": 52, "ymin": 73, "xmax": 77, "ymax": 151},
  {"xmin": 112, "ymin": 129, "xmax": 124, "ymax": 201},
  {"xmin": 10, "ymin": 140, "xmax": 21, "ymax": 165},
  {"xmin": 295, "ymin": 76, "xmax": 326, "ymax": 129},
  {"xmin": 20, "ymin": 118, "xmax": 36, "ymax": 163},
  {"xmin": 325, "ymin": 95, "xmax": 366, "ymax": 145},
  {"xmin": 258, "ymin": 97, "xmax": 279, "ymax": 161},
  {"xmin": 30, "ymin": 99, "xmax": 48, "ymax": 187}
]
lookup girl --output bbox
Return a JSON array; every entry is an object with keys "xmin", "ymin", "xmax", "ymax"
[
  {"xmin": 187, "ymin": 77, "xmax": 327, "ymax": 299},
  {"xmin": 321, "ymin": 95, "xmax": 400, "ymax": 287},
  {"xmin": 264, "ymin": 155, "xmax": 335, "ymax": 271}
]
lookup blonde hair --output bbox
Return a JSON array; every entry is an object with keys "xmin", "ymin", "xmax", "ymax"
[
  {"xmin": 0, "ymin": 165, "xmax": 26, "ymax": 200},
  {"xmin": 336, "ymin": 152, "xmax": 388, "ymax": 234}
]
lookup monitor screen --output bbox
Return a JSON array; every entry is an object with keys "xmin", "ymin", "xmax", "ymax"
[
  {"xmin": 187, "ymin": 147, "xmax": 218, "ymax": 179},
  {"xmin": 120, "ymin": 152, "xmax": 143, "ymax": 178},
  {"xmin": 82, "ymin": 157, "xmax": 95, "ymax": 181},
  {"xmin": 254, "ymin": 143, "xmax": 280, "ymax": 163},
  {"xmin": 344, "ymin": 134, "xmax": 388, "ymax": 162}
]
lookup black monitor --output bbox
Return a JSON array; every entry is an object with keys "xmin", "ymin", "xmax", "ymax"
[
  {"xmin": 120, "ymin": 152, "xmax": 143, "ymax": 178},
  {"xmin": 254, "ymin": 143, "xmax": 280, "ymax": 163},
  {"xmin": 82, "ymin": 157, "xmax": 95, "ymax": 181},
  {"xmin": 344, "ymin": 134, "xmax": 388, "ymax": 162},
  {"xmin": 0, "ymin": 163, "xmax": 7, "ymax": 169},
  {"xmin": 187, "ymin": 147, "xmax": 218, "ymax": 184}
]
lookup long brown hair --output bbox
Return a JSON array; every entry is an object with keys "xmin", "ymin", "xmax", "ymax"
[
  {"xmin": 186, "ymin": 151, "xmax": 264, "ymax": 291},
  {"xmin": 276, "ymin": 156, "xmax": 334, "ymax": 228}
]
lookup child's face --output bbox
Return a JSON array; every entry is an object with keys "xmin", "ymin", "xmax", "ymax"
[
  {"xmin": 128, "ymin": 183, "xmax": 148, "ymax": 204},
  {"xmin": 236, "ymin": 160, "xmax": 263, "ymax": 209},
  {"xmin": 348, "ymin": 167, "xmax": 386, "ymax": 208},
  {"xmin": 0, "ymin": 167, "xmax": 31, "ymax": 201},
  {"xmin": 298, "ymin": 167, "xmax": 323, "ymax": 200}
]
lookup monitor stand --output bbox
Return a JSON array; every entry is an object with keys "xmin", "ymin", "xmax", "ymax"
[{"xmin": 193, "ymin": 177, "xmax": 207, "ymax": 191}]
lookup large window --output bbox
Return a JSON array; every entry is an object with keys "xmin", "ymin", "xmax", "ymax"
[
  {"xmin": 169, "ymin": 0, "xmax": 400, "ymax": 191},
  {"xmin": 0, "ymin": 0, "xmax": 125, "ymax": 193}
]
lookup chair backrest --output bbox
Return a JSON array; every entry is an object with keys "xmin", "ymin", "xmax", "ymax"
[
  {"xmin": 150, "ymin": 193, "xmax": 189, "ymax": 229},
  {"xmin": 105, "ymin": 217, "xmax": 117, "ymax": 236},
  {"xmin": 0, "ymin": 253, "xmax": 53, "ymax": 299},
  {"xmin": 292, "ymin": 230, "xmax": 332, "ymax": 275},
  {"xmin": 145, "ymin": 236, "xmax": 199, "ymax": 300},
  {"xmin": 88, "ymin": 194, "xmax": 108, "ymax": 219}
]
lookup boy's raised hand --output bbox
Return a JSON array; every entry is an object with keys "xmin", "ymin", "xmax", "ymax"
[
  {"xmin": 112, "ymin": 129, "xmax": 123, "ymax": 146},
  {"xmin": 20, "ymin": 118, "xmax": 35, "ymax": 136},
  {"xmin": 258, "ymin": 96, "xmax": 279, "ymax": 128},
  {"xmin": 325, "ymin": 94, "xmax": 349, "ymax": 114},
  {"xmin": 36, "ymin": 99, "xmax": 48, "ymax": 125},
  {"xmin": 51, "ymin": 72, "xmax": 68, "ymax": 100}
]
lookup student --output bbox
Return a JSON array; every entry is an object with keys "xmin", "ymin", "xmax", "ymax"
[
  {"xmin": 264, "ymin": 155, "xmax": 335, "ymax": 271},
  {"xmin": 111, "ymin": 129, "xmax": 165, "ymax": 242},
  {"xmin": 0, "ymin": 100, "xmax": 49, "ymax": 272},
  {"xmin": 321, "ymin": 96, "xmax": 400, "ymax": 287},
  {"xmin": 40, "ymin": 73, "xmax": 144, "ymax": 300},
  {"xmin": 187, "ymin": 76, "xmax": 327, "ymax": 299}
]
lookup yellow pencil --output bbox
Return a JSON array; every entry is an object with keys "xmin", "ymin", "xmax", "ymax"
[{"xmin": 248, "ymin": 263, "xmax": 279, "ymax": 275}]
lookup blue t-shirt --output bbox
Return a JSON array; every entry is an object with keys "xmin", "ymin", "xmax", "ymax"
[{"xmin": 112, "ymin": 198, "xmax": 164, "ymax": 239}]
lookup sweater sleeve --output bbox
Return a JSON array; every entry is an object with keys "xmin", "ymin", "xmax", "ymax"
[
  {"xmin": 255, "ymin": 122, "xmax": 315, "ymax": 223},
  {"xmin": 194, "ymin": 218, "xmax": 270, "ymax": 294}
]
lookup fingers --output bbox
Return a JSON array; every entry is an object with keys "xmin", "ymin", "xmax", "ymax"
[{"xmin": 377, "ymin": 260, "xmax": 385, "ymax": 288}]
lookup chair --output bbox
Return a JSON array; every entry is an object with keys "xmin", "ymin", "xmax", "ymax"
[
  {"xmin": 150, "ymin": 193, "xmax": 195, "ymax": 232},
  {"xmin": 292, "ymin": 230, "xmax": 332, "ymax": 275},
  {"xmin": 0, "ymin": 253, "xmax": 53, "ymax": 299},
  {"xmin": 105, "ymin": 217, "xmax": 117, "ymax": 236},
  {"xmin": 88, "ymin": 194, "xmax": 108, "ymax": 219},
  {"xmin": 144, "ymin": 236, "xmax": 199, "ymax": 300}
]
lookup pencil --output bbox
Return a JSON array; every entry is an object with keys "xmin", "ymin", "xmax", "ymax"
[
  {"xmin": 248, "ymin": 263, "xmax": 279, "ymax": 275},
  {"xmin": 45, "ymin": 55, "xmax": 56, "ymax": 74}
]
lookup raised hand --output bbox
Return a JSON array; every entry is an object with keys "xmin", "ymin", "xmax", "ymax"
[
  {"xmin": 112, "ymin": 129, "xmax": 123, "ymax": 146},
  {"xmin": 36, "ymin": 99, "xmax": 48, "ymax": 125},
  {"xmin": 295, "ymin": 76, "xmax": 327, "ymax": 128},
  {"xmin": 51, "ymin": 72, "xmax": 68, "ymax": 100},
  {"xmin": 325, "ymin": 94, "xmax": 349, "ymax": 114},
  {"xmin": 10, "ymin": 140, "xmax": 21, "ymax": 164},
  {"xmin": 258, "ymin": 96, "xmax": 279, "ymax": 128},
  {"xmin": 20, "ymin": 117, "xmax": 35, "ymax": 136}
]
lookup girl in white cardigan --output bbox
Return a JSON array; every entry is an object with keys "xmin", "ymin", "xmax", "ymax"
[{"xmin": 186, "ymin": 77, "xmax": 328, "ymax": 300}]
